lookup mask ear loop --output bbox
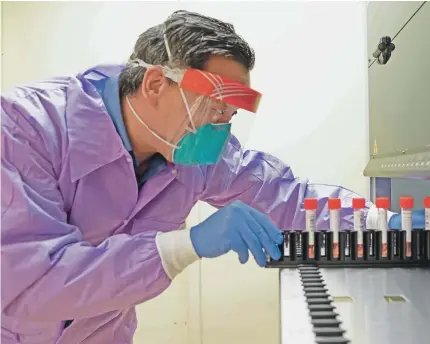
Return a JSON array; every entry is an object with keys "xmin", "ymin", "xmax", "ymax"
[
  {"xmin": 126, "ymin": 96, "xmax": 180, "ymax": 149},
  {"xmin": 163, "ymin": 32, "xmax": 197, "ymax": 134},
  {"xmin": 179, "ymin": 89, "xmax": 197, "ymax": 134}
]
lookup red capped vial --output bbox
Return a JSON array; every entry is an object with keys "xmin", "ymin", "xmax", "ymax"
[
  {"xmin": 353, "ymin": 198, "xmax": 365, "ymax": 258},
  {"xmin": 400, "ymin": 197, "xmax": 414, "ymax": 257},
  {"xmin": 376, "ymin": 197, "xmax": 390, "ymax": 258},
  {"xmin": 328, "ymin": 198, "xmax": 341, "ymax": 259},
  {"xmin": 425, "ymin": 197, "xmax": 430, "ymax": 231},
  {"xmin": 304, "ymin": 198, "xmax": 317, "ymax": 259}
]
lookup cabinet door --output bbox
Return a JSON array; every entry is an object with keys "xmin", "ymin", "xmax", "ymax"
[{"xmin": 367, "ymin": 1, "xmax": 425, "ymax": 62}]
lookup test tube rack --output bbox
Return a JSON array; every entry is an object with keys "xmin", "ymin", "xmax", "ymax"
[{"xmin": 266, "ymin": 229, "xmax": 430, "ymax": 268}]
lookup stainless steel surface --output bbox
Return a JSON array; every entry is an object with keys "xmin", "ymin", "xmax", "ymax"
[
  {"xmin": 280, "ymin": 269, "xmax": 316, "ymax": 344},
  {"xmin": 365, "ymin": 2, "xmax": 430, "ymax": 179},
  {"xmin": 321, "ymin": 268, "xmax": 430, "ymax": 344}
]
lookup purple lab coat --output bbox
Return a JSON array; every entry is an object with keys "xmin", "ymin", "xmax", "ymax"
[{"xmin": 1, "ymin": 64, "xmax": 371, "ymax": 343}]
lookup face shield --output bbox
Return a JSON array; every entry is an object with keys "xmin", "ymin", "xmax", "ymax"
[{"xmin": 126, "ymin": 32, "xmax": 261, "ymax": 167}]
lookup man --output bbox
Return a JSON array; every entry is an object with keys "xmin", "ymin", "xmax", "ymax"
[{"xmin": 1, "ymin": 10, "xmax": 424, "ymax": 344}]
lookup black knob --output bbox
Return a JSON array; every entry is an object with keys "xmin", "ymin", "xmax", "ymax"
[{"xmin": 372, "ymin": 36, "xmax": 395, "ymax": 65}]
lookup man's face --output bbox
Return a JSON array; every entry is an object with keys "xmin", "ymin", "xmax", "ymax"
[{"xmin": 140, "ymin": 55, "xmax": 250, "ymax": 161}]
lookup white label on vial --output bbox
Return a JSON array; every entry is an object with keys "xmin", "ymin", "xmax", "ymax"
[
  {"xmin": 357, "ymin": 230, "xmax": 363, "ymax": 245},
  {"xmin": 353, "ymin": 209, "xmax": 364, "ymax": 231},
  {"xmin": 308, "ymin": 234, "xmax": 314, "ymax": 246},
  {"xmin": 333, "ymin": 231, "xmax": 339, "ymax": 244},
  {"xmin": 330, "ymin": 210, "xmax": 340, "ymax": 233},
  {"xmin": 353, "ymin": 209, "xmax": 364, "ymax": 245},
  {"xmin": 306, "ymin": 211, "xmax": 316, "ymax": 231},
  {"xmin": 426, "ymin": 208, "xmax": 429, "ymax": 231},
  {"xmin": 306, "ymin": 211, "xmax": 316, "ymax": 246},
  {"xmin": 382, "ymin": 229, "xmax": 387, "ymax": 244},
  {"xmin": 377, "ymin": 208, "xmax": 388, "ymax": 232},
  {"xmin": 402, "ymin": 209, "xmax": 412, "ymax": 241}
]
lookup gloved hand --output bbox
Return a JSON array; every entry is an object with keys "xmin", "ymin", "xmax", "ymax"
[
  {"xmin": 388, "ymin": 209, "xmax": 425, "ymax": 230},
  {"xmin": 190, "ymin": 200, "xmax": 283, "ymax": 267}
]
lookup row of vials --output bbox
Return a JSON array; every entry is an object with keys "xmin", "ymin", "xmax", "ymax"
[{"xmin": 275, "ymin": 196, "xmax": 430, "ymax": 263}]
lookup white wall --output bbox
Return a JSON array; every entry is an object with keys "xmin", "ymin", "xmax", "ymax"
[{"xmin": 2, "ymin": 2, "xmax": 369, "ymax": 344}]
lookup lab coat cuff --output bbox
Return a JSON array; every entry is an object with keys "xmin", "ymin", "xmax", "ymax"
[
  {"xmin": 155, "ymin": 228, "xmax": 200, "ymax": 280},
  {"xmin": 366, "ymin": 204, "xmax": 396, "ymax": 230}
]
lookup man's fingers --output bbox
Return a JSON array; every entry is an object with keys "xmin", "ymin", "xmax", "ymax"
[
  {"xmin": 230, "ymin": 231, "xmax": 250, "ymax": 264},
  {"xmin": 246, "ymin": 214, "xmax": 281, "ymax": 260},
  {"xmin": 239, "ymin": 224, "xmax": 268, "ymax": 267},
  {"xmin": 248, "ymin": 207, "xmax": 283, "ymax": 244}
]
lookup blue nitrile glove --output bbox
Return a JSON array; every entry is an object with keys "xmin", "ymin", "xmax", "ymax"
[
  {"xmin": 388, "ymin": 209, "xmax": 425, "ymax": 230},
  {"xmin": 190, "ymin": 200, "xmax": 283, "ymax": 267}
]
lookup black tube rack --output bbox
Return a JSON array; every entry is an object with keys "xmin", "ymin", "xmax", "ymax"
[{"xmin": 266, "ymin": 230, "xmax": 430, "ymax": 268}]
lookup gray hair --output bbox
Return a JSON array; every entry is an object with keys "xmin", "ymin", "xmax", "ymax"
[{"xmin": 118, "ymin": 10, "xmax": 255, "ymax": 96}]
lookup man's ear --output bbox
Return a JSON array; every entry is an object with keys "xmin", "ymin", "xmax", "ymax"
[{"xmin": 140, "ymin": 66, "xmax": 170, "ymax": 106}]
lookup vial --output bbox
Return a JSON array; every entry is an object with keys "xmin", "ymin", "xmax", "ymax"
[
  {"xmin": 400, "ymin": 196, "xmax": 414, "ymax": 257},
  {"xmin": 425, "ymin": 197, "xmax": 430, "ymax": 231},
  {"xmin": 353, "ymin": 198, "xmax": 365, "ymax": 258},
  {"xmin": 328, "ymin": 198, "xmax": 341, "ymax": 259},
  {"xmin": 304, "ymin": 198, "xmax": 318, "ymax": 259},
  {"xmin": 376, "ymin": 197, "xmax": 389, "ymax": 258}
]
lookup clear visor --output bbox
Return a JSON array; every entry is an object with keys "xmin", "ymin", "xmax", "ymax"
[
  {"xmin": 181, "ymin": 91, "xmax": 239, "ymax": 132},
  {"xmin": 167, "ymin": 90, "xmax": 236, "ymax": 137}
]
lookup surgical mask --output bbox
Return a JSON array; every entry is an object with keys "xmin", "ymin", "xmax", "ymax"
[
  {"xmin": 126, "ymin": 30, "xmax": 262, "ymax": 166},
  {"xmin": 126, "ymin": 96, "xmax": 231, "ymax": 165}
]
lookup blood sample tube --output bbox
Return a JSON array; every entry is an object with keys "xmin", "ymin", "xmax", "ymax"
[
  {"xmin": 400, "ymin": 196, "xmax": 414, "ymax": 257},
  {"xmin": 376, "ymin": 197, "xmax": 389, "ymax": 258},
  {"xmin": 304, "ymin": 198, "xmax": 318, "ymax": 259},
  {"xmin": 328, "ymin": 198, "xmax": 341, "ymax": 259},
  {"xmin": 353, "ymin": 198, "xmax": 365, "ymax": 258},
  {"xmin": 425, "ymin": 197, "xmax": 430, "ymax": 231},
  {"xmin": 424, "ymin": 197, "xmax": 430, "ymax": 259}
]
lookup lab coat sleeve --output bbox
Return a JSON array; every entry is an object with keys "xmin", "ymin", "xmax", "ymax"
[
  {"xmin": 1, "ymin": 108, "xmax": 171, "ymax": 321},
  {"xmin": 200, "ymin": 136, "xmax": 390, "ymax": 231}
]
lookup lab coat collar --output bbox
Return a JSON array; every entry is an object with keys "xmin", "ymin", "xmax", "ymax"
[{"xmin": 66, "ymin": 64, "xmax": 129, "ymax": 182}]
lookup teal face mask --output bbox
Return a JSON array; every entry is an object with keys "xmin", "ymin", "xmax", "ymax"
[
  {"xmin": 173, "ymin": 123, "xmax": 231, "ymax": 165},
  {"xmin": 126, "ymin": 94, "xmax": 232, "ymax": 167}
]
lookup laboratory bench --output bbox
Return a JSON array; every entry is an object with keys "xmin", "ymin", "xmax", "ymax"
[
  {"xmin": 269, "ymin": 228, "xmax": 430, "ymax": 344},
  {"xmin": 279, "ymin": 267, "xmax": 430, "ymax": 344}
]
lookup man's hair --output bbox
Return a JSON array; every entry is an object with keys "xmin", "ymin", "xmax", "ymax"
[{"xmin": 118, "ymin": 10, "xmax": 255, "ymax": 96}]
